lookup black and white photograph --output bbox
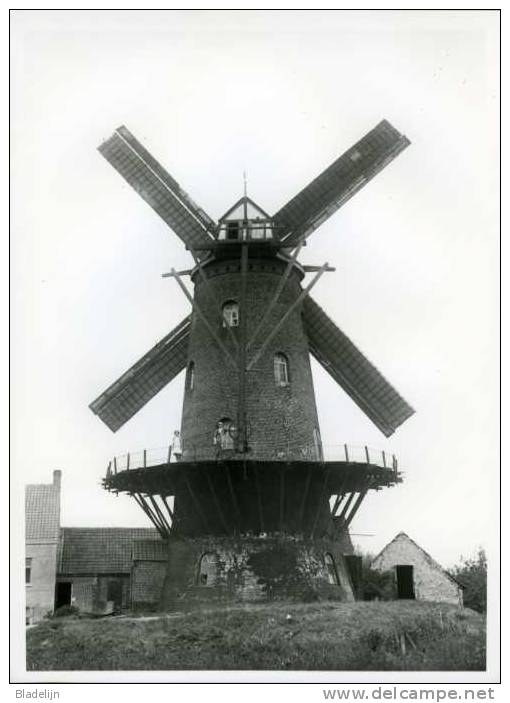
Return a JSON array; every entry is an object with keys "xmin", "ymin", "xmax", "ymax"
[{"xmin": 10, "ymin": 8, "xmax": 500, "ymax": 690}]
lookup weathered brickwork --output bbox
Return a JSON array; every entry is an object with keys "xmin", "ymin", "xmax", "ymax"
[
  {"xmin": 26, "ymin": 542, "xmax": 59, "ymax": 623},
  {"xmin": 25, "ymin": 471, "xmax": 61, "ymax": 623},
  {"xmin": 160, "ymin": 533, "xmax": 355, "ymax": 610},
  {"xmin": 132, "ymin": 561, "xmax": 167, "ymax": 610},
  {"xmin": 371, "ymin": 532, "xmax": 463, "ymax": 606},
  {"xmin": 181, "ymin": 259, "xmax": 321, "ymax": 461},
  {"xmin": 56, "ymin": 574, "xmax": 131, "ymax": 612}
]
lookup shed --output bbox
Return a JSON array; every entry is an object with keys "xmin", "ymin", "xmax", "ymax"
[
  {"xmin": 57, "ymin": 527, "xmax": 166, "ymax": 612},
  {"xmin": 371, "ymin": 532, "xmax": 464, "ymax": 606}
]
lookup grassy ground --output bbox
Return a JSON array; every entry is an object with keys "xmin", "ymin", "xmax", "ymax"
[{"xmin": 26, "ymin": 601, "xmax": 485, "ymax": 671}]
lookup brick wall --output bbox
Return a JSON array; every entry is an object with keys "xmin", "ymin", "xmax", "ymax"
[
  {"xmin": 371, "ymin": 533, "xmax": 463, "ymax": 606},
  {"xmin": 132, "ymin": 561, "xmax": 167, "ymax": 610},
  {"xmin": 56, "ymin": 574, "xmax": 131, "ymax": 612},
  {"xmin": 26, "ymin": 543, "xmax": 58, "ymax": 623},
  {"xmin": 181, "ymin": 258, "xmax": 321, "ymax": 461},
  {"xmin": 160, "ymin": 533, "xmax": 355, "ymax": 610}
]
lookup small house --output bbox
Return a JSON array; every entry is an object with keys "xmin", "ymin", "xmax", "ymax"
[{"xmin": 371, "ymin": 532, "xmax": 463, "ymax": 606}]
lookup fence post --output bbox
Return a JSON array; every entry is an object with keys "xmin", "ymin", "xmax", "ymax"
[
  {"xmin": 113, "ymin": 457, "xmax": 117, "ymax": 474},
  {"xmin": 127, "ymin": 453, "xmax": 130, "ymax": 470},
  {"xmin": 143, "ymin": 449, "xmax": 147, "ymax": 468},
  {"xmin": 344, "ymin": 444, "xmax": 349, "ymax": 462},
  {"xmin": 167, "ymin": 445, "xmax": 172, "ymax": 463},
  {"xmin": 382, "ymin": 450, "xmax": 386, "ymax": 468},
  {"xmin": 365, "ymin": 445, "xmax": 370, "ymax": 464}
]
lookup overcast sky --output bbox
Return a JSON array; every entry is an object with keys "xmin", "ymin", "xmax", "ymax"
[{"xmin": 11, "ymin": 10, "xmax": 499, "ymax": 569}]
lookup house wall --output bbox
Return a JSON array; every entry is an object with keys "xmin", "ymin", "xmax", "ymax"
[
  {"xmin": 371, "ymin": 535, "xmax": 463, "ymax": 606},
  {"xmin": 56, "ymin": 574, "xmax": 131, "ymax": 612},
  {"xmin": 26, "ymin": 542, "xmax": 58, "ymax": 623}
]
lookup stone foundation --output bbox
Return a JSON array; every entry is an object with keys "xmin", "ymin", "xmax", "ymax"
[{"xmin": 160, "ymin": 533, "xmax": 355, "ymax": 610}]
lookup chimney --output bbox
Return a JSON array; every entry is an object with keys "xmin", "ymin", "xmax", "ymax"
[{"xmin": 53, "ymin": 470, "xmax": 62, "ymax": 489}]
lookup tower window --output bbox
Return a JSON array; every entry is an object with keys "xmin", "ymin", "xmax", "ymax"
[
  {"xmin": 274, "ymin": 353, "xmax": 290, "ymax": 386},
  {"xmin": 197, "ymin": 553, "xmax": 218, "ymax": 586},
  {"xmin": 324, "ymin": 553, "xmax": 339, "ymax": 585},
  {"xmin": 186, "ymin": 361, "xmax": 195, "ymax": 391},
  {"xmin": 222, "ymin": 301, "xmax": 239, "ymax": 328},
  {"xmin": 26, "ymin": 557, "xmax": 32, "ymax": 584}
]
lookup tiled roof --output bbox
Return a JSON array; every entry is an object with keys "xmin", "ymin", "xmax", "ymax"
[
  {"xmin": 25, "ymin": 484, "xmax": 60, "ymax": 541},
  {"xmin": 132, "ymin": 539, "xmax": 167, "ymax": 562},
  {"xmin": 58, "ymin": 528, "xmax": 161, "ymax": 574}
]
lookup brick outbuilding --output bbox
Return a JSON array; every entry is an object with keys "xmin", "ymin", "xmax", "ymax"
[{"xmin": 370, "ymin": 532, "xmax": 464, "ymax": 606}]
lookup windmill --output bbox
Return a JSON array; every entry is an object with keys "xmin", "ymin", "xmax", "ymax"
[{"xmin": 91, "ymin": 120, "xmax": 414, "ymax": 606}]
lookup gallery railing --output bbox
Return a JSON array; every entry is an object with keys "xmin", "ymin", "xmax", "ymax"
[{"xmin": 106, "ymin": 442, "xmax": 399, "ymax": 476}]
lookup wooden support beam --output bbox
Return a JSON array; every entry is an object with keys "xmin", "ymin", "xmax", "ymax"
[
  {"xmin": 205, "ymin": 470, "xmax": 230, "ymax": 534},
  {"xmin": 310, "ymin": 468, "xmax": 331, "ymax": 539},
  {"xmin": 237, "ymin": 243, "xmax": 249, "ymax": 453},
  {"xmin": 224, "ymin": 465, "xmax": 241, "ymax": 534},
  {"xmin": 254, "ymin": 465, "xmax": 265, "ymax": 534},
  {"xmin": 160, "ymin": 495, "xmax": 175, "ymax": 522},
  {"xmin": 345, "ymin": 481, "xmax": 372, "ymax": 528},
  {"xmin": 246, "ymin": 241, "xmax": 304, "ymax": 352},
  {"xmin": 301, "ymin": 264, "xmax": 336, "ymax": 272},
  {"xmin": 279, "ymin": 468, "xmax": 285, "ymax": 532},
  {"xmin": 297, "ymin": 466, "xmax": 313, "ymax": 531},
  {"xmin": 149, "ymin": 495, "xmax": 172, "ymax": 534},
  {"xmin": 170, "ymin": 268, "xmax": 237, "ymax": 369},
  {"xmin": 339, "ymin": 491, "xmax": 356, "ymax": 522},
  {"xmin": 188, "ymin": 247, "xmax": 239, "ymax": 351},
  {"xmin": 331, "ymin": 493, "xmax": 343, "ymax": 516},
  {"xmin": 162, "ymin": 269, "xmax": 193, "ymax": 278},
  {"xmin": 184, "ymin": 475, "xmax": 210, "ymax": 533},
  {"xmin": 246, "ymin": 263, "xmax": 330, "ymax": 371},
  {"xmin": 133, "ymin": 493, "xmax": 167, "ymax": 539}
]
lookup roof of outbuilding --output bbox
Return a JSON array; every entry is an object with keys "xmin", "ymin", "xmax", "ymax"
[
  {"xmin": 58, "ymin": 527, "xmax": 162, "ymax": 574},
  {"xmin": 371, "ymin": 531, "xmax": 465, "ymax": 589},
  {"xmin": 132, "ymin": 539, "xmax": 167, "ymax": 562},
  {"xmin": 25, "ymin": 483, "xmax": 60, "ymax": 542}
]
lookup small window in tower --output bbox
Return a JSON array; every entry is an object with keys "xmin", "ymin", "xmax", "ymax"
[
  {"xmin": 186, "ymin": 361, "xmax": 195, "ymax": 391},
  {"xmin": 274, "ymin": 353, "xmax": 290, "ymax": 386},
  {"xmin": 226, "ymin": 222, "xmax": 240, "ymax": 240},
  {"xmin": 324, "ymin": 553, "xmax": 340, "ymax": 585},
  {"xmin": 26, "ymin": 557, "xmax": 32, "ymax": 584},
  {"xmin": 222, "ymin": 301, "xmax": 239, "ymax": 328},
  {"xmin": 197, "ymin": 553, "xmax": 218, "ymax": 586}
]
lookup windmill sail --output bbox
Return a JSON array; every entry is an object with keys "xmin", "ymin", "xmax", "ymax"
[
  {"xmin": 98, "ymin": 126, "xmax": 216, "ymax": 252},
  {"xmin": 303, "ymin": 297, "xmax": 414, "ymax": 437},
  {"xmin": 274, "ymin": 120, "xmax": 410, "ymax": 246},
  {"xmin": 90, "ymin": 316, "xmax": 191, "ymax": 432}
]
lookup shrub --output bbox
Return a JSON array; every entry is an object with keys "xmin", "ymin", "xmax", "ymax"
[{"xmin": 451, "ymin": 548, "xmax": 487, "ymax": 614}]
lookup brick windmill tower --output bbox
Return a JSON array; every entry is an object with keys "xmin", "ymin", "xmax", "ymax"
[{"xmin": 90, "ymin": 121, "xmax": 414, "ymax": 607}]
